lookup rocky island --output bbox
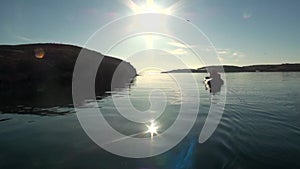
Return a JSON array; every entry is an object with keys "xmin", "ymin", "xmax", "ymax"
[{"xmin": 0, "ymin": 43, "xmax": 136, "ymax": 113}]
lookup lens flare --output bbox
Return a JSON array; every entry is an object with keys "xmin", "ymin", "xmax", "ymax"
[{"xmin": 34, "ymin": 48, "xmax": 45, "ymax": 59}]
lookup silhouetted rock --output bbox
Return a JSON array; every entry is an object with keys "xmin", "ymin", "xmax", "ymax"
[{"xmin": 0, "ymin": 43, "xmax": 136, "ymax": 111}]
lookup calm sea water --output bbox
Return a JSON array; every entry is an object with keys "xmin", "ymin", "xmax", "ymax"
[{"xmin": 0, "ymin": 72, "xmax": 299, "ymax": 169}]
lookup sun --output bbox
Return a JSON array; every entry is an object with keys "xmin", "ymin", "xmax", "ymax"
[
  {"xmin": 125, "ymin": 0, "xmax": 172, "ymax": 15},
  {"xmin": 145, "ymin": 121, "xmax": 159, "ymax": 139}
]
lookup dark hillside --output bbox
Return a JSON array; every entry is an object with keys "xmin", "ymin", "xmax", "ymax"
[{"xmin": 0, "ymin": 43, "xmax": 136, "ymax": 111}]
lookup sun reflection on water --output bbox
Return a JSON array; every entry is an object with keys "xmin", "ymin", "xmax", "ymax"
[{"xmin": 145, "ymin": 121, "xmax": 159, "ymax": 139}]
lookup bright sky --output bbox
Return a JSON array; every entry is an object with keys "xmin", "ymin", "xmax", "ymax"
[{"xmin": 1, "ymin": 0, "xmax": 299, "ymax": 69}]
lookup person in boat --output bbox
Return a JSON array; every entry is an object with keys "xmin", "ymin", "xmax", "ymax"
[{"xmin": 204, "ymin": 70, "xmax": 224, "ymax": 94}]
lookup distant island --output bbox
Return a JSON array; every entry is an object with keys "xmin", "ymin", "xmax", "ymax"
[
  {"xmin": 162, "ymin": 63, "xmax": 300, "ymax": 73},
  {"xmin": 0, "ymin": 43, "xmax": 136, "ymax": 113}
]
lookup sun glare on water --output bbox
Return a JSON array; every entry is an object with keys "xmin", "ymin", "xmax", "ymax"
[
  {"xmin": 139, "ymin": 67, "xmax": 162, "ymax": 75},
  {"xmin": 146, "ymin": 121, "xmax": 159, "ymax": 139}
]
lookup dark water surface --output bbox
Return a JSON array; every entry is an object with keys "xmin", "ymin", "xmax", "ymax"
[{"xmin": 0, "ymin": 72, "xmax": 299, "ymax": 169}]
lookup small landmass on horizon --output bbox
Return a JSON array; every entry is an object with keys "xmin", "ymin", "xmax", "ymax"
[{"xmin": 162, "ymin": 64, "xmax": 300, "ymax": 73}]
